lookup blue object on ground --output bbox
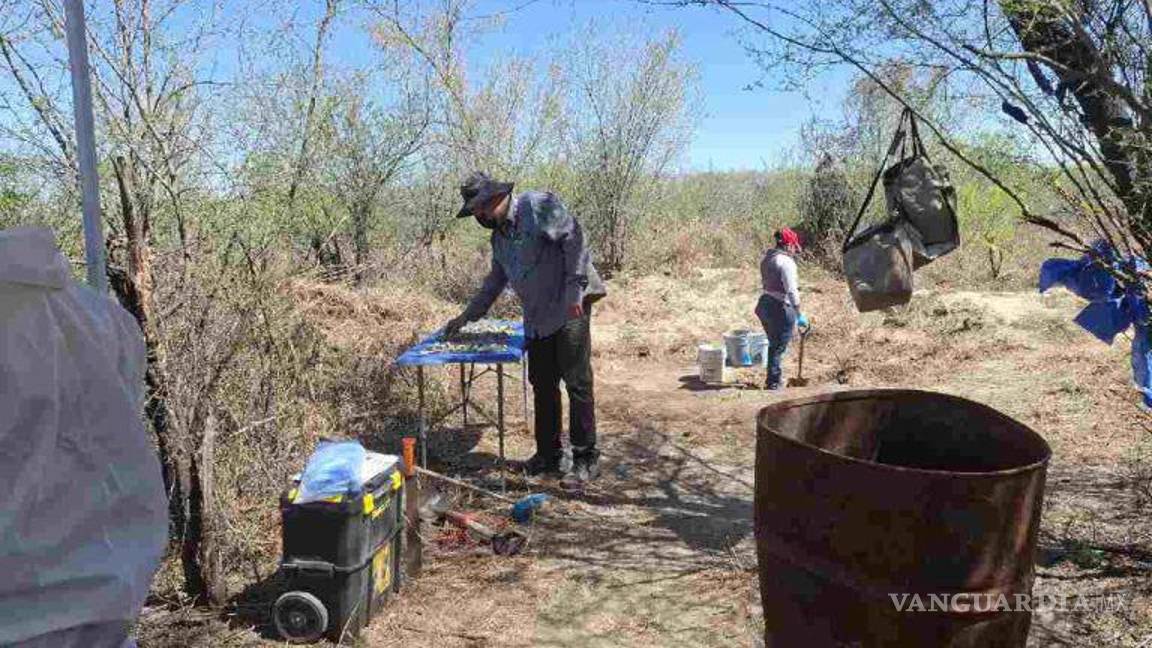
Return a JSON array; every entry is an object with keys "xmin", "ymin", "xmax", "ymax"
[
  {"xmin": 797, "ymin": 313, "xmax": 811, "ymax": 330},
  {"xmin": 1039, "ymin": 241, "xmax": 1151, "ymax": 407},
  {"xmin": 511, "ymin": 493, "xmax": 550, "ymax": 523},
  {"xmin": 1133, "ymin": 325, "xmax": 1152, "ymax": 407},
  {"xmin": 295, "ymin": 440, "xmax": 367, "ymax": 504},
  {"xmin": 394, "ymin": 320, "xmax": 526, "ymax": 366}
]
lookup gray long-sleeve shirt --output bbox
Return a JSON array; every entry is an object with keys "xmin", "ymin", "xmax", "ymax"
[
  {"xmin": 761, "ymin": 248, "xmax": 800, "ymax": 308},
  {"xmin": 462, "ymin": 191, "xmax": 605, "ymax": 339}
]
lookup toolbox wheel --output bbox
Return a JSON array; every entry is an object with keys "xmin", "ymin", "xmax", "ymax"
[{"xmin": 273, "ymin": 590, "xmax": 329, "ymax": 643}]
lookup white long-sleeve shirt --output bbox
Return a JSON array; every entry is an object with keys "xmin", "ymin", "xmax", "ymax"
[{"xmin": 760, "ymin": 248, "xmax": 800, "ymax": 308}]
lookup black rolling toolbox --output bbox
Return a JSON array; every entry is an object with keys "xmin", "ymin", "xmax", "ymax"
[{"xmin": 272, "ymin": 452, "xmax": 404, "ymax": 644}]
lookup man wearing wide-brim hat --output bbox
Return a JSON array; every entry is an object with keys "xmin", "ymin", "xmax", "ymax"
[{"xmin": 445, "ymin": 172, "xmax": 607, "ymax": 485}]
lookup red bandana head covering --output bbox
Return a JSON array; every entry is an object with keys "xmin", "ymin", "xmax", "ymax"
[{"xmin": 776, "ymin": 228, "xmax": 802, "ymax": 253}]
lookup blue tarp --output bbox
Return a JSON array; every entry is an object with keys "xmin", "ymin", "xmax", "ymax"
[
  {"xmin": 1039, "ymin": 241, "xmax": 1151, "ymax": 407},
  {"xmin": 395, "ymin": 320, "xmax": 526, "ymax": 366},
  {"xmin": 511, "ymin": 493, "xmax": 551, "ymax": 523},
  {"xmin": 1133, "ymin": 325, "xmax": 1152, "ymax": 406}
]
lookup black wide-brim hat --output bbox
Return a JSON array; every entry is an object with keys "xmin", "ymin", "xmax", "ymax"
[{"xmin": 455, "ymin": 171, "xmax": 515, "ymax": 218}]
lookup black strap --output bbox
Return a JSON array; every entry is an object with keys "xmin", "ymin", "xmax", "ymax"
[
  {"xmin": 907, "ymin": 110, "xmax": 930, "ymax": 162},
  {"xmin": 842, "ymin": 109, "xmax": 911, "ymax": 253}
]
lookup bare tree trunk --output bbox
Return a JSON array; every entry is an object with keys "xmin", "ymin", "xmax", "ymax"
[
  {"xmin": 352, "ymin": 200, "xmax": 370, "ymax": 284},
  {"xmin": 110, "ymin": 154, "xmax": 218, "ymax": 603},
  {"xmin": 111, "ymin": 154, "xmax": 181, "ymax": 520},
  {"xmin": 1002, "ymin": 5, "xmax": 1146, "ymax": 226},
  {"xmin": 175, "ymin": 327, "xmax": 247, "ymax": 604},
  {"xmin": 287, "ymin": 0, "xmax": 338, "ymax": 208},
  {"xmin": 181, "ymin": 412, "xmax": 225, "ymax": 606}
]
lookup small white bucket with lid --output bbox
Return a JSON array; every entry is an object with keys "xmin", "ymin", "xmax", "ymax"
[{"xmin": 698, "ymin": 344, "xmax": 726, "ymax": 383}]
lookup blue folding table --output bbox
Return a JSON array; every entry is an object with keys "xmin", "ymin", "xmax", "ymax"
[{"xmin": 395, "ymin": 320, "xmax": 527, "ymax": 489}]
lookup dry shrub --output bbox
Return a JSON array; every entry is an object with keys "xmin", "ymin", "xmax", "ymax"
[
  {"xmin": 630, "ymin": 219, "xmax": 759, "ymax": 276},
  {"xmin": 917, "ymin": 226, "xmax": 1054, "ymax": 291},
  {"xmin": 797, "ymin": 155, "xmax": 854, "ymax": 270},
  {"xmin": 795, "ymin": 226, "xmax": 845, "ymax": 276},
  {"xmin": 150, "ymin": 245, "xmax": 478, "ymax": 600},
  {"xmin": 146, "ymin": 252, "xmax": 334, "ymax": 596}
]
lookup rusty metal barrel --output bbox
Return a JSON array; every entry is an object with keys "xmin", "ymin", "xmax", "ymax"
[{"xmin": 755, "ymin": 389, "xmax": 1050, "ymax": 648}]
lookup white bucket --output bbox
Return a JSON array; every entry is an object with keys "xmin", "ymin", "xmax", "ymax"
[
  {"xmin": 698, "ymin": 344, "xmax": 726, "ymax": 383},
  {"xmin": 748, "ymin": 332, "xmax": 769, "ymax": 368},
  {"xmin": 724, "ymin": 329, "xmax": 753, "ymax": 367}
]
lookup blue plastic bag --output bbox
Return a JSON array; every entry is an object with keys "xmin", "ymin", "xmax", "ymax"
[
  {"xmin": 1039, "ymin": 241, "xmax": 1150, "ymax": 408},
  {"xmin": 295, "ymin": 440, "xmax": 366, "ymax": 504},
  {"xmin": 1038, "ymin": 257, "xmax": 1115, "ymax": 301},
  {"xmin": 511, "ymin": 493, "xmax": 550, "ymax": 523},
  {"xmin": 1073, "ymin": 299, "xmax": 1133, "ymax": 344},
  {"xmin": 1132, "ymin": 325, "xmax": 1152, "ymax": 408}
]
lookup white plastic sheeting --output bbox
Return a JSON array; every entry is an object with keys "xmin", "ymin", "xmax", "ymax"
[{"xmin": 0, "ymin": 228, "xmax": 167, "ymax": 646}]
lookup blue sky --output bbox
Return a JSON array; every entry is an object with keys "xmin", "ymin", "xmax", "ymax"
[
  {"xmin": 298, "ymin": 0, "xmax": 854, "ymax": 171},
  {"xmin": 470, "ymin": 0, "xmax": 851, "ymax": 171},
  {"xmin": 465, "ymin": 0, "xmax": 852, "ymax": 170}
]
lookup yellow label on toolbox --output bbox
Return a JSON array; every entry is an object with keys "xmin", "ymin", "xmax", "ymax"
[
  {"xmin": 369, "ymin": 494, "xmax": 392, "ymax": 518},
  {"xmin": 363, "ymin": 493, "xmax": 376, "ymax": 515},
  {"xmin": 286, "ymin": 488, "xmax": 342, "ymax": 504},
  {"xmin": 391, "ymin": 471, "xmax": 403, "ymax": 491},
  {"xmin": 373, "ymin": 545, "xmax": 393, "ymax": 594}
]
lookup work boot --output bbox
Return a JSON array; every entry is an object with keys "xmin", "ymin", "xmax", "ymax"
[
  {"xmin": 523, "ymin": 453, "xmax": 562, "ymax": 477},
  {"xmin": 563, "ymin": 452, "xmax": 600, "ymax": 488}
]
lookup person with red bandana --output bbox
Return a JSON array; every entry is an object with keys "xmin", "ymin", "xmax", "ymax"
[{"xmin": 755, "ymin": 228, "xmax": 810, "ymax": 390}]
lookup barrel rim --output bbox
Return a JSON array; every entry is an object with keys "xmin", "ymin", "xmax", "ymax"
[{"xmin": 757, "ymin": 388, "xmax": 1052, "ymax": 478}]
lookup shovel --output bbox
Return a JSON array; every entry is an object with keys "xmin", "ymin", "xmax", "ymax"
[
  {"xmin": 787, "ymin": 323, "xmax": 812, "ymax": 388},
  {"xmin": 442, "ymin": 510, "xmax": 529, "ymax": 556},
  {"xmin": 429, "ymin": 497, "xmax": 529, "ymax": 556}
]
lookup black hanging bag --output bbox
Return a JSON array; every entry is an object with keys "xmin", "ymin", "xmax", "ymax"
[
  {"xmin": 881, "ymin": 112, "xmax": 959, "ymax": 267},
  {"xmin": 842, "ymin": 109, "xmax": 959, "ymax": 312}
]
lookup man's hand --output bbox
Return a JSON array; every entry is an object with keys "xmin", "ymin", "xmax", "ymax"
[
  {"xmin": 567, "ymin": 302, "xmax": 585, "ymax": 321},
  {"xmin": 796, "ymin": 313, "xmax": 811, "ymax": 330},
  {"xmin": 443, "ymin": 315, "xmax": 467, "ymax": 337}
]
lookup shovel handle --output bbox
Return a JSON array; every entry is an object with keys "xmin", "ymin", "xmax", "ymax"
[
  {"xmin": 445, "ymin": 510, "xmax": 496, "ymax": 539},
  {"xmin": 796, "ymin": 327, "xmax": 806, "ymax": 379}
]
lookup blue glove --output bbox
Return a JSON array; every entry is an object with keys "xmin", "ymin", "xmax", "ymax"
[{"xmin": 797, "ymin": 313, "xmax": 810, "ymax": 329}]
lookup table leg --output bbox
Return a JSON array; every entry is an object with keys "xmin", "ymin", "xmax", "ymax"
[
  {"xmin": 418, "ymin": 365, "xmax": 427, "ymax": 467},
  {"xmin": 459, "ymin": 363, "xmax": 468, "ymax": 431},
  {"xmin": 497, "ymin": 362, "xmax": 506, "ymax": 492}
]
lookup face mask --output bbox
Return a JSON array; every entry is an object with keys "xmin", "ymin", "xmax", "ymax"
[{"xmin": 474, "ymin": 212, "xmax": 497, "ymax": 230}]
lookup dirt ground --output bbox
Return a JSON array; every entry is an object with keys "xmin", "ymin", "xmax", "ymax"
[{"xmin": 139, "ymin": 267, "xmax": 1152, "ymax": 647}]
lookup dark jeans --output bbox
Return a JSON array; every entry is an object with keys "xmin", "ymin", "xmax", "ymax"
[
  {"xmin": 755, "ymin": 295, "xmax": 797, "ymax": 389},
  {"xmin": 527, "ymin": 306, "xmax": 597, "ymax": 462}
]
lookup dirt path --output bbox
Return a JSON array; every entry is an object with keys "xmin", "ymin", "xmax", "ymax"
[{"xmin": 364, "ymin": 357, "xmax": 767, "ymax": 647}]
